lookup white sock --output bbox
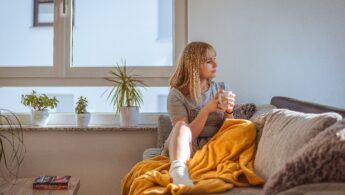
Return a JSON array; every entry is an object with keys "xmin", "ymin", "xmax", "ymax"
[{"xmin": 169, "ymin": 160, "xmax": 194, "ymax": 186}]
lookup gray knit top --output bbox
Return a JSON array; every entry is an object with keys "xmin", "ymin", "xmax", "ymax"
[{"xmin": 167, "ymin": 81, "xmax": 230, "ymax": 138}]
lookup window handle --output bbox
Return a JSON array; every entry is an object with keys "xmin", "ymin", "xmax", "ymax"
[
  {"xmin": 60, "ymin": 0, "xmax": 67, "ymax": 17},
  {"xmin": 63, "ymin": 0, "xmax": 66, "ymax": 14}
]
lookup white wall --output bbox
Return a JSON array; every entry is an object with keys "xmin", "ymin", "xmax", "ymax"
[{"xmin": 189, "ymin": 0, "xmax": 345, "ymax": 108}]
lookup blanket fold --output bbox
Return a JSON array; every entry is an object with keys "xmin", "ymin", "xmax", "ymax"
[{"xmin": 122, "ymin": 119, "xmax": 265, "ymax": 195}]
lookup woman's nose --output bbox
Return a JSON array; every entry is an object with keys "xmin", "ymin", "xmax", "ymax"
[{"xmin": 213, "ymin": 61, "xmax": 218, "ymax": 68}]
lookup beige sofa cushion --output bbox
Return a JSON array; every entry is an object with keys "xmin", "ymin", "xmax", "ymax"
[
  {"xmin": 262, "ymin": 119, "xmax": 345, "ymax": 195},
  {"xmin": 254, "ymin": 109, "xmax": 342, "ymax": 180}
]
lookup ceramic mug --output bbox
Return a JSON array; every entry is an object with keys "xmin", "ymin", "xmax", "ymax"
[{"xmin": 218, "ymin": 91, "xmax": 234, "ymax": 106}]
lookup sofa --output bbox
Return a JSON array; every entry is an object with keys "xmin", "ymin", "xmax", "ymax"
[{"xmin": 143, "ymin": 96, "xmax": 345, "ymax": 195}]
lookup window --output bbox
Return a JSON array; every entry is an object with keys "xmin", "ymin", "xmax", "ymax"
[
  {"xmin": 0, "ymin": 0, "xmax": 187, "ymax": 119},
  {"xmin": 33, "ymin": 0, "xmax": 54, "ymax": 27},
  {"xmin": 0, "ymin": 0, "xmax": 187, "ymax": 85},
  {"xmin": 157, "ymin": 94, "xmax": 168, "ymax": 112}
]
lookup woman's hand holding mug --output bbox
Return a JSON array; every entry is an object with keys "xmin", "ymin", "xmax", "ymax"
[
  {"xmin": 218, "ymin": 90, "xmax": 236, "ymax": 114},
  {"xmin": 201, "ymin": 89, "xmax": 236, "ymax": 115}
]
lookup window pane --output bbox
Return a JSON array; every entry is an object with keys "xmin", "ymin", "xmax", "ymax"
[
  {"xmin": 0, "ymin": 87, "xmax": 169, "ymax": 113},
  {"xmin": 72, "ymin": 0, "xmax": 173, "ymax": 67},
  {"xmin": 38, "ymin": 3, "xmax": 54, "ymax": 24},
  {"xmin": 0, "ymin": 0, "xmax": 54, "ymax": 66},
  {"xmin": 158, "ymin": 0, "xmax": 173, "ymax": 40}
]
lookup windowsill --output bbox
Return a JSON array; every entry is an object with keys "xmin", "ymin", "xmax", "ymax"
[
  {"xmin": 0, "ymin": 112, "xmax": 167, "ymax": 126},
  {"xmin": 0, "ymin": 124, "xmax": 157, "ymax": 131}
]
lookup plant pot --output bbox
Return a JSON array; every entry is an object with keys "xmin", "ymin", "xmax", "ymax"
[
  {"xmin": 31, "ymin": 109, "xmax": 50, "ymax": 126},
  {"xmin": 76, "ymin": 112, "xmax": 91, "ymax": 127},
  {"xmin": 120, "ymin": 106, "xmax": 139, "ymax": 127}
]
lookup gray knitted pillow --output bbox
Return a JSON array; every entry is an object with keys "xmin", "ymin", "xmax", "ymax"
[
  {"xmin": 157, "ymin": 115, "xmax": 173, "ymax": 148},
  {"xmin": 262, "ymin": 119, "xmax": 345, "ymax": 195},
  {"xmin": 233, "ymin": 103, "xmax": 257, "ymax": 120}
]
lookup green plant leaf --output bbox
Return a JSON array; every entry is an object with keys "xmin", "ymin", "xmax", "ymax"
[
  {"xmin": 103, "ymin": 59, "xmax": 147, "ymax": 113},
  {"xmin": 0, "ymin": 109, "xmax": 25, "ymax": 180},
  {"xmin": 21, "ymin": 90, "xmax": 59, "ymax": 111}
]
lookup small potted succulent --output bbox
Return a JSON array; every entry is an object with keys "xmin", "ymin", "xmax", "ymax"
[
  {"xmin": 21, "ymin": 90, "xmax": 59, "ymax": 126},
  {"xmin": 75, "ymin": 96, "xmax": 90, "ymax": 127},
  {"xmin": 104, "ymin": 59, "xmax": 146, "ymax": 127}
]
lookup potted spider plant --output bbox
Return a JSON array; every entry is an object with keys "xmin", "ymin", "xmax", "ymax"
[
  {"xmin": 104, "ymin": 60, "xmax": 146, "ymax": 127},
  {"xmin": 0, "ymin": 109, "xmax": 25, "ymax": 191},
  {"xmin": 21, "ymin": 90, "xmax": 59, "ymax": 126},
  {"xmin": 75, "ymin": 96, "xmax": 90, "ymax": 127}
]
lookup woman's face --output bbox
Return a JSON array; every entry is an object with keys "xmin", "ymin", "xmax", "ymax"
[{"xmin": 199, "ymin": 55, "xmax": 217, "ymax": 80}]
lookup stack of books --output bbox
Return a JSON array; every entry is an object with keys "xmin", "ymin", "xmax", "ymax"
[{"xmin": 33, "ymin": 175, "xmax": 71, "ymax": 190}]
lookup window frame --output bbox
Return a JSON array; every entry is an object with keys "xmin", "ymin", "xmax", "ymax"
[{"xmin": 0, "ymin": 0, "xmax": 188, "ymax": 87}]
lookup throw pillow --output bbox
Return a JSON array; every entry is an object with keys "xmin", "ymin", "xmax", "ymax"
[
  {"xmin": 250, "ymin": 104, "xmax": 277, "ymax": 145},
  {"xmin": 262, "ymin": 119, "xmax": 345, "ymax": 195},
  {"xmin": 254, "ymin": 109, "xmax": 342, "ymax": 180},
  {"xmin": 233, "ymin": 103, "xmax": 257, "ymax": 120},
  {"xmin": 157, "ymin": 115, "xmax": 173, "ymax": 148}
]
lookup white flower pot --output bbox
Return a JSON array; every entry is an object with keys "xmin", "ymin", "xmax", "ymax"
[
  {"xmin": 31, "ymin": 110, "xmax": 50, "ymax": 126},
  {"xmin": 120, "ymin": 106, "xmax": 139, "ymax": 127},
  {"xmin": 76, "ymin": 112, "xmax": 91, "ymax": 127}
]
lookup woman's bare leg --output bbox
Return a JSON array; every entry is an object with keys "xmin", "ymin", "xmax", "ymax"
[
  {"xmin": 168, "ymin": 121, "xmax": 192, "ymax": 162},
  {"xmin": 168, "ymin": 121, "xmax": 194, "ymax": 186}
]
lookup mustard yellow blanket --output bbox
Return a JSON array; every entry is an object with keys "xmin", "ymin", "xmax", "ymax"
[{"xmin": 121, "ymin": 119, "xmax": 265, "ymax": 195}]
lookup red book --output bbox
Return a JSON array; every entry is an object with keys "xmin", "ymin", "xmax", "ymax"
[{"xmin": 33, "ymin": 176, "xmax": 71, "ymax": 190}]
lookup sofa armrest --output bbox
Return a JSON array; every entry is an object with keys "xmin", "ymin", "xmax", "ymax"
[{"xmin": 143, "ymin": 148, "xmax": 161, "ymax": 160}]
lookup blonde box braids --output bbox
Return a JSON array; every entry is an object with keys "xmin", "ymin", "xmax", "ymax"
[{"xmin": 169, "ymin": 42, "xmax": 216, "ymax": 104}]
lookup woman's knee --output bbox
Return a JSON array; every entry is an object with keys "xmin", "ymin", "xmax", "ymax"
[{"xmin": 173, "ymin": 120, "xmax": 192, "ymax": 137}]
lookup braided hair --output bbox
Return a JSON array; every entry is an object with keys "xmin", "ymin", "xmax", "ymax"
[{"xmin": 169, "ymin": 42, "xmax": 216, "ymax": 104}]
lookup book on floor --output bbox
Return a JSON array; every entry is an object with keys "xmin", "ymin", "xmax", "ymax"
[{"xmin": 33, "ymin": 175, "xmax": 71, "ymax": 190}]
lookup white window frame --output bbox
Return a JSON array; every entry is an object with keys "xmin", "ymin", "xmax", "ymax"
[{"xmin": 0, "ymin": 0, "xmax": 188, "ymax": 87}]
